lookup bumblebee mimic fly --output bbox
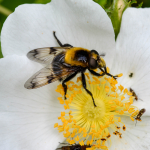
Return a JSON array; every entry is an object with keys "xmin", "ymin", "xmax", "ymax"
[
  {"xmin": 129, "ymin": 88, "xmax": 138, "ymax": 101},
  {"xmin": 135, "ymin": 108, "xmax": 146, "ymax": 122},
  {"xmin": 56, "ymin": 143, "xmax": 91, "ymax": 150},
  {"xmin": 129, "ymin": 88, "xmax": 143, "ymax": 101},
  {"xmin": 24, "ymin": 31, "xmax": 117, "ymax": 107}
]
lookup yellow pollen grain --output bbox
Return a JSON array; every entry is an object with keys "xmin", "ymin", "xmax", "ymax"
[
  {"xmin": 119, "ymin": 110, "xmax": 124, "ymax": 115},
  {"xmin": 57, "ymin": 97, "xmax": 64, "ymax": 104},
  {"xmin": 86, "ymin": 148, "xmax": 92, "ymax": 150},
  {"xmin": 70, "ymin": 140, "xmax": 75, "ymax": 144},
  {"xmin": 64, "ymin": 125, "xmax": 69, "ymax": 131},
  {"xmin": 111, "ymin": 88, "xmax": 116, "ymax": 92},
  {"xmin": 118, "ymin": 85, "xmax": 124, "ymax": 92},
  {"xmin": 127, "ymin": 91, "xmax": 133, "ymax": 96},
  {"xmin": 101, "ymin": 81, "xmax": 106, "ymax": 84},
  {"xmin": 93, "ymin": 76, "xmax": 100, "ymax": 82},
  {"xmin": 121, "ymin": 96, "xmax": 125, "ymax": 100},
  {"xmin": 75, "ymin": 136, "xmax": 79, "ymax": 141},
  {"xmin": 128, "ymin": 108, "xmax": 135, "ymax": 113},
  {"xmin": 61, "ymin": 112, "xmax": 65, "ymax": 116},
  {"xmin": 131, "ymin": 110, "xmax": 139, "ymax": 117},
  {"xmin": 119, "ymin": 102, "xmax": 124, "ymax": 107},
  {"xmin": 90, "ymin": 139, "xmax": 93, "ymax": 145},
  {"xmin": 100, "ymin": 146, "xmax": 108, "ymax": 150},
  {"xmin": 123, "ymin": 88, "xmax": 128, "ymax": 94},
  {"xmin": 66, "ymin": 138, "xmax": 70, "ymax": 142},
  {"xmin": 83, "ymin": 132, "xmax": 87, "ymax": 137},
  {"xmin": 125, "ymin": 103, "xmax": 130, "ymax": 110},
  {"xmin": 58, "ymin": 117, "xmax": 61, "ymax": 120},
  {"xmin": 116, "ymin": 93, "xmax": 119, "ymax": 98},
  {"xmin": 54, "ymin": 123, "xmax": 58, "ymax": 128},
  {"xmin": 87, "ymin": 140, "xmax": 90, "ymax": 145},
  {"xmin": 106, "ymin": 67, "xmax": 110, "ymax": 73},
  {"xmin": 79, "ymin": 140, "xmax": 84, "ymax": 146},
  {"xmin": 110, "ymin": 94, "xmax": 115, "ymax": 97},
  {"xmin": 130, "ymin": 116, "xmax": 134, "ymax": 121},
  {"xmin": 64, "ymin": 105, "xmax": 69, "ymax": 110},
  {"xmin": 129, "ymin": 96, "xmax": 134, "ymax": 103},
  {"xmin": 117, "ymin": 73, "xmax": 123, "ymax": 77},
  {"xmin": 105, "ymin": 86, "xmax": 109, "ymax": 92},
  {"xmin": 77, "ymin": 77, "xmax": 82, "ymax": 82},
  {"xmin": 118, "ymin": 117, "xmax": 121, "ymax": 122},
  {"xmin": 97, "ymin": 86, "xmax": 101, "ymax": 90},
  {"xmin": 111, "ymin": 84, "xmax": 117, "ymax": 90},
  {"xmin": 85, "ymin": 73, "xmax": 90, "ymax": 79}
]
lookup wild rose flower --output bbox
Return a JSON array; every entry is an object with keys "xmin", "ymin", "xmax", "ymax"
[{"xmin": 0, "ymin": 0, "xmax": 150, "ymax": 150}]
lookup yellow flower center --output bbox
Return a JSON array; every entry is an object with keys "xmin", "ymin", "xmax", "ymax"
[
  {"xmin": 54, "ymin": 71, "xmax": 141, "ymax": 150},
  {"xmin": 83, "ymin": 99, "xmax": 105, "ymax": 120}
]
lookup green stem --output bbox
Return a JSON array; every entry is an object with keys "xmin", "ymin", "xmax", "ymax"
[{"xmin": 0, "ymin": 5, "xmax": 12, "ymax": 16}]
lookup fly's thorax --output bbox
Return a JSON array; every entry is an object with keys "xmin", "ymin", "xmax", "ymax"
[{"xmin": 64, "ymin": 47, "xmax": 90, "ymax": 67}]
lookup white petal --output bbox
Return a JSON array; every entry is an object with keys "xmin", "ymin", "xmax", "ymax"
[
  {"xmin": 0, "ymin": 55, "xmax": 65, "ymax": 150},
  {"xmin": 1, "ymin": 0, "xmax": 115, "ymax": 68},
  {"xmin": 110, "ymin": 116, "xmax": 150, "ymax": 150},
  {"xmin": 113, "ymin": 8, "xmax": 150, "ymax": 104}
]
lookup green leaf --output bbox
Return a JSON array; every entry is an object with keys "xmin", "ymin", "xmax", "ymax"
[
  {"xmin": 35, "ymin": 0, "xmax": 51, "ymax": 4},
  {"xmin": 137, "ymin": 2, "xmax": 143, "ymax": 8},
  {"xmin": 93, "ymin": 0, "xmax": 107, "ymax": 7},
  {"xmin": 130, "ymin": 0, "xmax": 137, "ymax": 5},
  {"xmin": 0, "ymin": 5, "xmax": 12, "ymax": 16},
  {"xmin": 0, "ymin": 42, "xmax": 3, "ymax": 58}
]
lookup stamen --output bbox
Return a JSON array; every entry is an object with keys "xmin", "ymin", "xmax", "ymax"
[{"xmin": 55, "ymin": 70, "xmax": 142, "ymax": 149}]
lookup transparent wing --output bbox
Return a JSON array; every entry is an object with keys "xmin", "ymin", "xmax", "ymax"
[
  {"xmin": 27, "ymin": 47, "xmax": 69, "ymax": 64},
  {"xmin": 24, "ymin": 63, "xmax": 78, "ymax": 89}
]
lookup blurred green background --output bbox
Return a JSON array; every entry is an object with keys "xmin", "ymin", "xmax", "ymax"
[{"xmin": 0, "ymin": 0, "xmax": 150, "ymax": 58}]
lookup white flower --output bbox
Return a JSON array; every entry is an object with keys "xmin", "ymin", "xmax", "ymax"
[{"xmin": 0, "ymin": 0, "xmax": 150, "ymax": 149}]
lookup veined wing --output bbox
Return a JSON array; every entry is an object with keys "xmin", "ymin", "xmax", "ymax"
[
  {"xmin": 24, "ymin": 63, "xmax": 78, "ymax": 89},
  {"xmin": 27, "ymin": 47, "xmax": 70, "ymax": 64}
]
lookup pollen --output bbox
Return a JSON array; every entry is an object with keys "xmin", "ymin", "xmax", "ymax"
[{"xmin": 55, "ymin": 71, "xmax": 141, "ymax": 149}]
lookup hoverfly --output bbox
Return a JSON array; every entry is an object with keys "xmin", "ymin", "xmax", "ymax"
[
  {"xmin": 129, "ymin": 88, "xmax": 143, "ymax": 101},
  {"xmin": 129, "ymin": 88, "xmax": 138, "ymax": 100},
  {"xmin": 135, "ymin": 108, "xmax": 146, "ymax": 121},
  {"xmin": 56, "ymin": 143, "xmax": 91, "ymax": 150},
  {"xmin": 24, "ymin": 31, "xmax": 116, "ymax": 107}
]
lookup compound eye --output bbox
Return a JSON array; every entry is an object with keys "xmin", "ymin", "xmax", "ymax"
[{"xmin": 89, "ymin": 58, "xmax": 98, "ymax": 69}]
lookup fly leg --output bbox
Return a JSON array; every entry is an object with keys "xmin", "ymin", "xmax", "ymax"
[
  {"xmin": 53, "ymin": 31, "xmax": 73, "ymax": 47},
  {"xmin": 100, "ymin": 67, "xmax": 118, "ymax": 79},
  {"xmin": 81, "ymin": 71, "xmax": 97, "ymax": 107},
  {"xmin": 62, "ymin": 72, "xmax": 78, "ymax": 100},
  {"xmin": 88, "ymin": 69, "xmax": 105, "ymax": 76}
]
